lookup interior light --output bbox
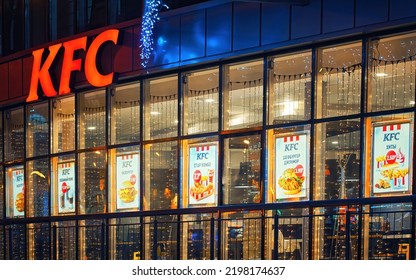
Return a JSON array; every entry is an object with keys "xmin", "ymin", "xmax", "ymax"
[
  {"xmin": 332, "ymin": 141, "xmax": 339, "ymax": 144},
  {"xmin": 205, "ymin": 98, "xmax": 215, "ymax": 103},
  {"xmin": 243, "ymin": 139, "xmax": 250, "ymax": 145},
  {"xmin": 410, "ymin": 101, "xmax": 415, "ymax": 105},
  {"xmin": 150, "ymin": 111, "xmax": 160, "ymax": 115},
  {"xmin": 376, "ymin": 73, "xmax": 388, "ymax": 77},
  {"xmin": 87, "ymin": 126, "xmax": 96, "ymax": 130}
]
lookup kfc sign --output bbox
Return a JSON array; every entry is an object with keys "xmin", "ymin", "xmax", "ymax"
[{"xmin": 26, "ymin": 29, "xmax": 119, "ymax": 102}]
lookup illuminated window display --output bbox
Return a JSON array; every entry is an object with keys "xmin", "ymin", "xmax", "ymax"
[
  {"xmin": 223, "ymin": 60, "xmax": 263, "ymax": 130},
  {"xmin": 51, "ymin": 96, "xmax": 75, "ymax": 153},
  {"xmin": 110, "ymin": 83, "xmax": 140, "ymax": 145},
  {"xmin": 51, "ymin": 155, "xmax": 76, "ymax": 216},
  {"xmin": 6, "ymin": 166, "xmax": 25, "ymax": 218},
  {"xmin": 5, "ymin": 108, "xmax": 24, "ymax": 161},
  {"xmin": 79, "ymin": 90, "xmax": 106, "ymax": 149},
  {"xmin": 268, "ymin": 51, "xmax": 312, "ymax": 124},
  {"xmin": 26, "ymin": 159, "xmax": 50, "ymax": 217},
  {"xmin": 26, "ymin": 102, "xmax": 49, "ymax": 158}
]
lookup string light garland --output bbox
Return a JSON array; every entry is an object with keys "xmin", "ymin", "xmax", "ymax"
[{"xmin": 140, "ymin": 0, "xmax": 168, "ymax": 68}]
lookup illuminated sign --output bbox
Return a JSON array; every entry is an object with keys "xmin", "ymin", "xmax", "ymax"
[{"xmin": 26, "ymin": 29, "xmax": 120, "ymax": 102}]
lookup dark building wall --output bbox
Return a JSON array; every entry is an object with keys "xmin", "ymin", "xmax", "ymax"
[{"xmin": 1, "ymin": 0, "xmax": 416, "ymax": 105}]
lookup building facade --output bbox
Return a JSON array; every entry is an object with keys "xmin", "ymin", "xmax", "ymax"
[{"xmin": 1, "ymin": 0, "xmax": 416, "ymax": 260}]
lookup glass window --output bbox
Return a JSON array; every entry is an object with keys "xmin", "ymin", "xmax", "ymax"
[
  {"xmin": 268, "ymin": 51, "xmax": 312, "ymax": 124},
  {"xmin": 50, "ymin": 0, "xmax": 76, "ymax": 40},
  {"xmin": 144, "ymin": 141, "xmax": 178, "ymax": 211},
  {"xmin": 0, "ymin": 168, "xmax": 3, "ymax": 219},
  {"xmin": 223, "ymin": 60, "xmax": 263, "ymax": 130},
  {"xmin": 26, "ymin": 158, "xmax": 50, "ymax": 217},
  {"xmin": 79, "ymin": 219, "xmax": 105, "ymax": 260},
  {"xmin": 51, "ymin": 155, "xmax": 75, "ymax": 216},
  {"xmin": 223, "ymin": 134, "xmax": 261, "ymax": 205},
  {"xmin": 28, "ymin": 0, "xmax": 49, "ymax": 46},
  {"xmin": 52, "ymin": 96, "xmax": 75, "ymax": 154},
  {"xmin": 266, "ymin": 126, "xmax": 310, "ymax": 203},
  {"xmin": 182, "ymin": 68, "xmax": 219, "ymax": 135},
  {"xmin": 5, "ymin": 107, "xmax": 24, "ymax": 161},
  {"xmin": 53, "ymin": 220, "xmax": 76, "ymax": 260},
  {"xmin": 110, "ymin": 83, "xmax": 140, "ymax": 145},
  {"xmin": 144, "ymin": 215, "xmax": 178, "ymax": 260},
  {"xmin": 79, "ymin": 90, "xmax": 106, "ymax": 149},
  {"xmin": 27, "ymin": 102, "xmax": 49, "ymax": 158},
  {"xmin": 368, "ymin": 33, "xmax": 416, "ymax": 112},
  {"xmin": 109, "ymin": 217, "xmax": 141, "ymax": 260},
  {"xmin": 144, "ymin": 76, "xmax": 178, "ymax": 140},
  {"xmin": 6, "ymin": 165, "xmax": 25, "ymax": 218},
  {"xmin": 364, "ymin": 113, "xmax": 413, "ymax": 197},
  {"xmin": 221, "ymin": 211, "xmax": 262, "ymax": 260},
  {"xmin": 7, "ymin": 224, "xmax": 26, "ymax": 259},
  {"xmin": 316, "ymin": 42, "xmax": 362, "ymax": 118},
  {"xmin": 109, "ymin": 146, "xmax": 140, "ymax": 212},
  {"xmin": 2, "ymin": 0, "xmax": 24, "ymax": 55},
  {"xmin": 27, "ymin": 223, "xmax": 50, "ymax": 260},
  {"xmin": 314, "ymin": 119, "xmax": 360, "ymax": 200},
  {"xmin": 182, "ymin": 137, "xmax": 218, "ymax": 208},
  {"xmin": 79, "ymin": 150, "xmax": 106, "ymax": 214},
  {"xmin": 181, "ymin": 213, "xmax": 217, "ymax": 260}
]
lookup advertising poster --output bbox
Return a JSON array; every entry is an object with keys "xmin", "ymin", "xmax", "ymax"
[
  {"xmin": 12, "ymin": 168, "xmax": 25, "ymax": 217},
  {"xmin": 188, "ymin": 144, "xmax": 217, "ymax": 205},
  {"xmin": 275, "ymin": 133, "xmax": 308, "ymax": 200},
  {"xmin": 116, "ymin": 153, "xmax": 140, "ymax": 210},
  {"xmin": 58, "ymin": 161, "xmax": 75, "ymax": 214},
  {"xmin": 372, "ymin": 122, "xmax": 411, "ymax": 194}
]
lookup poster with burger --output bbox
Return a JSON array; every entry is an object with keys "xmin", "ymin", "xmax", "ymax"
[
  {"xmin": 116, "ymin": 153, "xmax": 140, "ymax": 210},
  {"xmin": 188, "ymin": 144, "xmax": 217, "ymax": 206},
  {"xmin": 58, "ymin": 161, "xmax": 75, "ymax": 213},
  {"xmin": 275, "ymin": 133, "xmax": 308, "ymax": 200},
  {"xmin": 12, "ymin": 168, "xmax": 25, "ymax": 217},
  {"xmin": 372, "ymin": 122, "xmax": 411, "ymax": 194}
]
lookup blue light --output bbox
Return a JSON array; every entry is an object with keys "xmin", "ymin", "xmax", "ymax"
[{"xmin": 140, "ymin": 0, "xmax": 168, "ymax": 68}]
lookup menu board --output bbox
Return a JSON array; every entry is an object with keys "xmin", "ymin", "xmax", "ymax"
[
  {"xmin": 12, "ymin": 168, "xmax": 25, "ymax": 217},
  {"xmin": 372, "ymin": 122, "xmax": 411, "ymax": 194},
  {"xmin": 275, "ymin": 133, "xmax": 308, "ymax": 200},
  {"xmin": 188, "ymin": 144, "xmax": 217, "ymax": 205},
  {"xmin": 58, "ymin": 161, "xmax": 75, "ymax": 213},
  {"xmin": 116, "ymin": 153, "xmax": 140, "ymax": 210}
]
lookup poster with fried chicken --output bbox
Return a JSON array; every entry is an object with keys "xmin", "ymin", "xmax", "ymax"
[
  {"xmin": 275, "ymin": 133, "xmax": 308, "ymax": 200},
  {"xmin": 372, "ymin": 122, "xmax": 411, "ymax": 194},
  {"xmin": 116, "ymin": 153, "xmax": 140, "ymax": 210},
  {"xmin": 58, "ymin": 161, "xmax": 75, "ymax": 213},
  {"xmin": 188, "ymin": 144, "xmax": 217, "ymax": 205},
  {"xmin": 11, "ymin": 168, "xmax": 25, "ymax": 217}
]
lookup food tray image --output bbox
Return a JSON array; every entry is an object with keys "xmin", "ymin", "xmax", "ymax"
[{"xmin": 190, "ymin": 188, "xmax": 214, "ymax": 201}]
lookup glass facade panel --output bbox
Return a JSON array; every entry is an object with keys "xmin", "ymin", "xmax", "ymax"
[
  {"xmin": 144, "ymin": 76, "xmax": 178, "ymax": 140},
  {"xmin": 316, "ymin": 42, "xmax": 362, "ymax": 118},
  {"xmin": 110, "ymin": 83, "xmax": 140, "ymax": 145},
  {"xmin": 314, "ymin": 119, "xmax": 360, "ymax": 200},
  {"xmin": 268, "ymin": 51, "xmax": 312, "ymax": 124},
  {"xmin": 109, "ymin": 217, "xmax": 141, "ymax": 260},
  {"xmin": 27, "ymin": 223, "xmax": 50, "ymax": 260},
  {"xmin": 5, "ymin": 107, "xmax": 24, "ymax": 161},
  {"xmin": 109, "ymin": 146, "xmax": 140, "ymax": 212},
  {"xmin": 26, "ymin": 102, "xmax": 49, "ymax": 158},
  {"xmin": 182, "ymin": 68, "xmax": 219, "ymax": 135},
  {"xmin": 26, "ymin": 158, "xmax": 50, "ymax": 217},
  {"xmin": 223, "ymin": 60, "xmax": 263, "ymax": 130},
  {"xmin": 79, "ymin": 90, "xmax": 106, "ymax": 149},
  {"xmin": 223, "ymin": 134, "xmax": 261, "ymax": 205},
  {"xmin": 79, "ymin": 150, "xmax": 106, "ymax": 214},
  {"xmin": 52, "ymin": 96, "xmax": 75, "ymax": 154},
  {"xmin": 144, "ymin": 141, "xmax": 178, "ymax": 210},
  {"xmin": 79, "ymin": 219, "xmax": 106, "ymax": 260},
  {"xmin": 369, "ymin": 33, "xmax": 416, "ymax": 112},
  {"xmin": 54, "ymin": 220, "xmax": 77, "ymax": 260},
  {"xmin": 364, "ymin": 113, "xmax": 413, "ymax": 197},
  {"xmin": 144, "ymin": 215, "xmax": 178, "ymax": 260}
]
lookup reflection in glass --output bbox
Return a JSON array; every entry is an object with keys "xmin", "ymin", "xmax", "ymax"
[
  {"xmin": 52, "ymin": 96, "xmax": 75, "ymax": 153},
  {"xmin": 222, "ymin": 211, "xmax": 262, "ymax": 260},
  {"xmin": 181, "ymin": 213, "xmax": 217, "ymax": 260},
  {"xmin": 223, "ymin": 135, "xmax": 261, "ymax": 205},
  {"xmin": 27, "ymin": 102, "xmax": 49, "ymax": 158},
  {"xmin": 144, "ymin": 76, "xmax": 178, "ymax": 140},
  {"xmin": 110, "ymin": 83, "xmax": 140, "ymax": 145},
  {"xmin": 55, "ymin": 221, "xmax": 76, "ymax": 260},
  {"xmin": 79, "ymin": 90, "xmax": 106, "ymax": 149},
  {"xmin": 223, "ymin": 60, "xmax": 263, "ymax": 130},
  {"xmin": 182, "ymin": 68, "xmax": 219, "ymax": 134},
  {"xmin": 145, "ymin": 215, "xmax": 178, "ymax": 260},
  {"xmin": 27, "ymin": 159, "xmax": 50, "ymax": 217},
  {"xmin": 7, "ymin": 224, "xmax": 26, "ymax": 260},
  {"xmin": 369, "ymin": 33, "xmax": 416, "ymax": 112},
  {"xmin": 314, "ymin": 119, "xmax": 360, "ymax": 200},
  {"xmin": 79, "ymin": 151, "xmax": 106, "ymax": 214},
  {"xmin": 269, "ymin": 52, "xmax": 312, "ymax": 124},
  {"xmin": 5, "ymin": 108, "xmax": 24, "ymax": 161},
  {"xmin": 317, "ymin": 42, "xmax": 361, "ymax": 118},
  {"xmin": 144, "ymin": 141, "xmax": 178, "ymax": 210},
  {"xmin": 79, "ymin": 219, "xmax": 105, "ymax": 260}
]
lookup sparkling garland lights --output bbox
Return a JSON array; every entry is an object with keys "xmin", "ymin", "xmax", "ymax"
[{"xmin": 140, "ymin": 0, "xmax": 168, "ymax": 68}]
